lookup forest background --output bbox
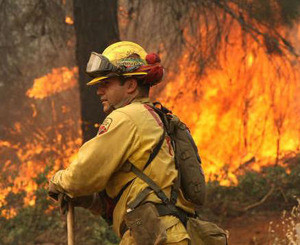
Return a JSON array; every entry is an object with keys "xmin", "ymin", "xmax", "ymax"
[{"xmin": 0, "ymin": 0, "xmax": 300, "ymax": 244}]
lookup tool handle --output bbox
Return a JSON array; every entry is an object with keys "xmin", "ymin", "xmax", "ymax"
[{"xmin": 67, "ymin": 202, "xmax": 75, "ymax": 245}]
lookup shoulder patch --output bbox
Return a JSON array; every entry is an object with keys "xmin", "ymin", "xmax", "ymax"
[{"xmin": 98, "ymin": 118, "xmax": 113, "ymax": 135}]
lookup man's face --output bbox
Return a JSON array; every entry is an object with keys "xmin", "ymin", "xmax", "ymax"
[{"xmin": 96, "ymin": 77, "xmax": 129, "ymax": 113}]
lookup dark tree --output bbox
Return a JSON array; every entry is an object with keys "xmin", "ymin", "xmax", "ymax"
[{"xmin": 73, "ymin": 0, "xmax": 120, "ymax": 142}]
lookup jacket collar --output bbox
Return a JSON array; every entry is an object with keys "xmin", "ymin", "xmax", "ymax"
[{"xmin": 131, "ymin": 97, "xmax": 151, "ymax": 104}]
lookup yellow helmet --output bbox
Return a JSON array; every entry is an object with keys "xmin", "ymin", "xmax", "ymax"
[{"xmin": 86, "ymin": 41, "xmax": 149, "ymax": 86}]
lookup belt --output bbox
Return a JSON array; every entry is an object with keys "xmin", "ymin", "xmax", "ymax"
[{"xmin": 155, "ymin": 203, "xmax": 190, "ymax": 227}]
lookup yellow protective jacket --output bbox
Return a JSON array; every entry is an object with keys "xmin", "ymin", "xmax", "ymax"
[{"xmin": 51, "ymin": 97, "xmax": 194, "ymax": 243}]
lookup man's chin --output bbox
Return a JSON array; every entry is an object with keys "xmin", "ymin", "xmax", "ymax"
[{"xmin": 102, "ymin": 102, "xmax": 114, "ymax": 114}]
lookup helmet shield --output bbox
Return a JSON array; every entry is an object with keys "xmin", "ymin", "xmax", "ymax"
[{"xmin": 86, "ymin": 52, "xmax": 120, "ymax": 78}]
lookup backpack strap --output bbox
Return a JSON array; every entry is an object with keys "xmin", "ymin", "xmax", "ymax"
[
  {"xmin": 115, "ymin": 128, "xmax": 165, "ymax": 207},
  {"xmin": 151, "ymin": 104, "xmax": 181, "ymax": 206},
  {"xmin": 127, "ymin": 187, "xmax": 152, "ymax": 210},
  {"xmin": 170, "ymin": 176, "xmax": 180, "ymax": 204},
  {"xmin": 125, "ymin": 129, "xmax": 166, "ymax": 210},
  {"xmin": 126, "ymin": 160, "xmax": 189, "ymax": 226},
  {"xmin": 127, "ymin": 163, "xmax": 170, "ymax": 209},
  {"xmin": 143, "ymin": 128, "xmax": 166, "ymax": 171},
  {"xmin": 124, "ymin": 126, "xmax": 189, "ymax": 225},
  {"xmin": 155, "ymin": 203, "xmax": 188, "ymax": 226}
]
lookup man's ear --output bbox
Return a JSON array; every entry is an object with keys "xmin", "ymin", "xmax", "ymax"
[{"xmin": 126, "ymin": 78, "xmax": 138, "ymax": 94}]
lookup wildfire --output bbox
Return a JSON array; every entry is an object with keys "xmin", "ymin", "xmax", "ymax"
[
  {"xmin": 0, "ymin": 66, "xmax": 81, "ymax": 218},
  {"xmin": 2, "ymin": 5, "xmax": 300, "ymax": 222},
  {"xmin": 155, "ymin": 23, "xmax": 300, "ymax": 185},
  {"xmin": 26, "ymin": 67, "xmax": 78, "ymax": 99}
]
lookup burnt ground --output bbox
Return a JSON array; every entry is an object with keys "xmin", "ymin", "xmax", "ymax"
[{"xmin": 221, "ymin": 211, "xmax": 284, "ymax": 245}]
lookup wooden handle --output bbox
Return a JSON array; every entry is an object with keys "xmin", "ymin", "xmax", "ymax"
[{"xmin": 67, "ymin": 202, "xmax": 75, "ymax": 245}]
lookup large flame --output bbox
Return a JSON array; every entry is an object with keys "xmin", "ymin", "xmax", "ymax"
[
  {"xmin": 26, "ymin": 67, "xmax": 78, "ymax": 99},
  {"xmin": 155, "ymin": 24, "xmax": 300, "ymax": 185},
  {"xmin": 0, "ymin": 67, "xmax": 81, "ymax": 218}
]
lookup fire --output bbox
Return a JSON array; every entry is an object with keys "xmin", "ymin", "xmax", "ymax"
[
  {"xmin": 0, "ymin": 130, "xmax": 81, "ymax": 218},
  {"xmin": 0, "ymin": 66, "xmax": 81, "ymax": 218},
  {"xmin": 26, "ymin": 67, "xmax": 78, "ymax": 99},
  {"xmin": 155, "ymin": 23, "xmax": 300, "ymax": 185},
  {"xmin": 65, "ymin": 16, "xmax": 74, "ymax": 25},
  {"xmin": 2, "ymin": 6, "xmax": 299, "ymax": 221}
]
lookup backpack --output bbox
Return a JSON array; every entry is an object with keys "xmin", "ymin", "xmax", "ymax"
[
  {"xmin": 151, "ymin": 102, "xmax": 206, "ymax": 206},
  {"xmin": 124, "ymin": 101, "xmax": 206, "ymax": 209}
]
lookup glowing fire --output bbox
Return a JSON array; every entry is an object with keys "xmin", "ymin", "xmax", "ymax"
[
  {"xmin": 155, "ymin": 24, "xmax": 300, "ymax": 185},
  {"xmin": 0, "ymin": 138, "xmax": 81, "ymax": 218},
  {"xmin": 65, "ymin": 16, "xmax": 74, "ymax": 25},
  {"xmin": 26, "ymin": 67, "xmax": 78, "ymax": 99},
  {"xmin": 0, "ymin": 66, "xmax": 81, "ymax": 218},
  {"xmin": 2, "ymin": 6, "xmax": 300, "ymax": 221}
]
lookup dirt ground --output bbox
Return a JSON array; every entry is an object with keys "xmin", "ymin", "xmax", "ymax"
[{"xmin": 221, "ymin": 211, "xmax": 283, "ymax": 245}]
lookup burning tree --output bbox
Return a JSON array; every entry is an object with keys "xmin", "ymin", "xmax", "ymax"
[{"xmin": 119, "ymin": 0, "xmax": 300, "ymax": 184}]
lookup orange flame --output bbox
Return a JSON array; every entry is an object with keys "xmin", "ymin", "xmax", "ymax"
[
  {"xmin": 65, "ymin": 16, "xmax": 74, "ymax": 25},
  {"xmin": 0, "ymin": 136, "xmax": 81, "ymax": 218},
  {"xmin": 155, "ymin": 24, "xmax": 300, "ymax": 185},
  {"xmin": 26, "ymin": 67, "xmax": 78, "ymax": 99},
  {"xmin": 1, "ymin": 66, "xmax": 81, "ymax": 218}
]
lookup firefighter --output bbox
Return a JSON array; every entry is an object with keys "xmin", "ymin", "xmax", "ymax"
[{"xmin": 48, "ymin": 41, "xmax": 195, "ymax": 245}]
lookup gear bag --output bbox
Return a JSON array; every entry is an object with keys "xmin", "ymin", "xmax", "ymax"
[
  {"xmin": 187, "ymin": 218, "xmax": 228, "ymax": 245},
  {"xmin": 151, "ymin": 102, "xmax": 206, "ymax": 206},
  {"xmin": 124, "ymin": 202, "xmax": 167, "ymax": 245}
]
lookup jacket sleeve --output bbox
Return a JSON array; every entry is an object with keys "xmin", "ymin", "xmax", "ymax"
[{"xmin": 50, "ymin": 110, "xmax": 140, "ymax": 197}]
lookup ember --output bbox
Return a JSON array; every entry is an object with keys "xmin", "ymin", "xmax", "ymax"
[{"xmin": 65, "ymin": 16, "xmax": 74, "ymax": 25}]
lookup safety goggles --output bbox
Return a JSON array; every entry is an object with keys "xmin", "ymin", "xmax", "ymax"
[
  {"xmin": 86, "ymin": 52, "xmax": 122, "ymax": 78},
  {"xmin": 86, "ymin": 52, "xmax": 148, "ymax": 86}
]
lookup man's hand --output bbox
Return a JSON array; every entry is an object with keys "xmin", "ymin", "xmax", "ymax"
[
  {"xmin": 71, "ymin": 194, "xmax": 103, "ymax": 215},
  {"xmin": 48, "ymin": 181, "xmax": 68, "ymax": 214},
  {"xmin": 71, "ymin": 195, "xmax": 94, "ymax": 209},
  {"xmin": 48, "ymin": 181, "xmax": 61, "ymax": 201},
  {"xmin": 48, "ymin": 182, "xmax": 103, "ymax": 215}
]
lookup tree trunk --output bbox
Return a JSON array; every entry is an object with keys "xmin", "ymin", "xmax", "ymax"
[{"xmin": 73, "ymin": 0, "xmax": 120, "ymax": 142}]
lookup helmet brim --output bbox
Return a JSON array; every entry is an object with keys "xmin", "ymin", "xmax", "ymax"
[{"xmin": 86, "ymin": 72, "xmax": 147, "ymax": 86}]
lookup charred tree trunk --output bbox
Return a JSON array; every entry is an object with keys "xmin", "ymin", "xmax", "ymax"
[{"xmin": 73, "ymin": 0, "xmax": 119, "ymax": 142}]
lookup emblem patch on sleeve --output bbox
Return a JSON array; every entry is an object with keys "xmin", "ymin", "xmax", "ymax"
[{"xmin": 98, "ymin": 118, "xmax": 113, "ymax": 135}]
